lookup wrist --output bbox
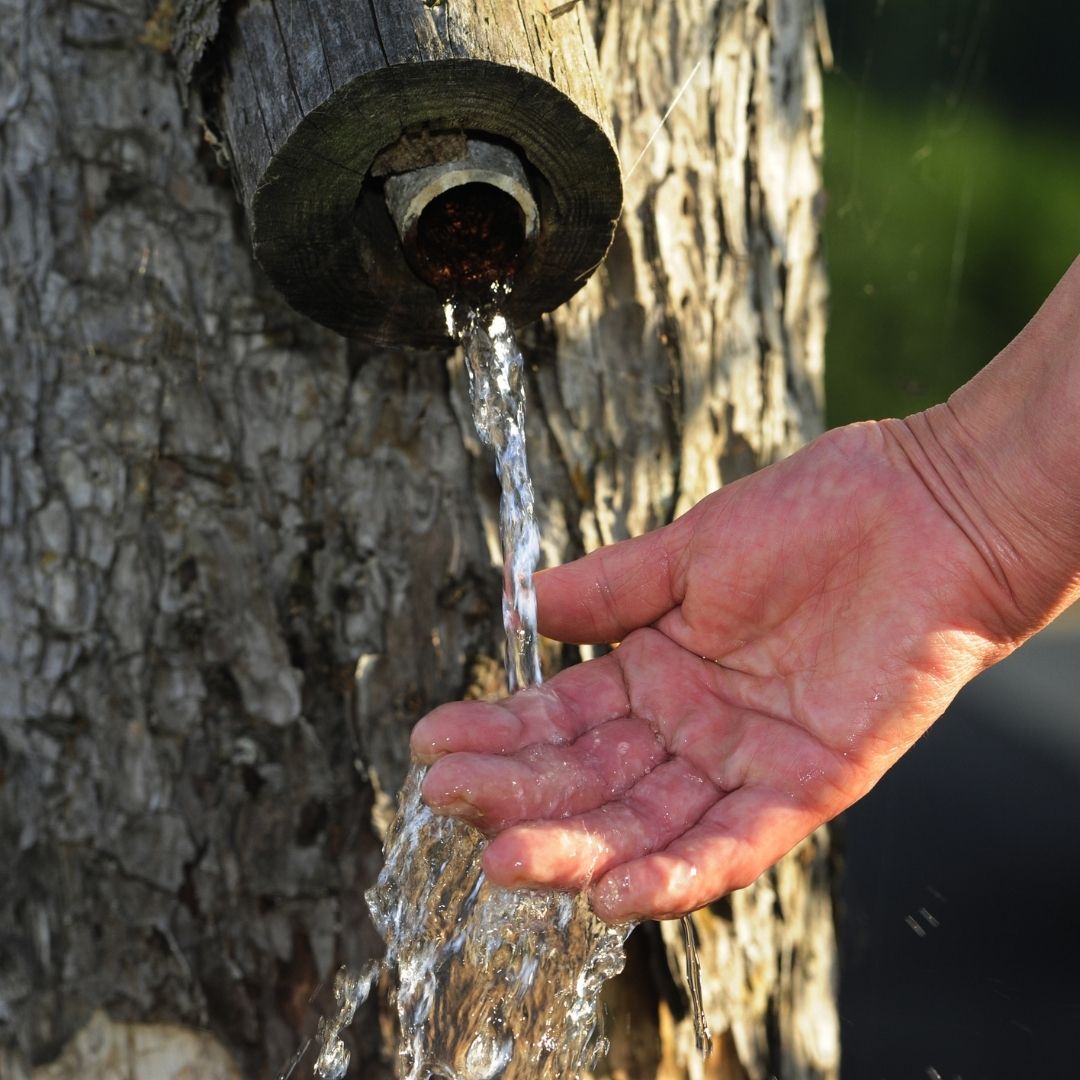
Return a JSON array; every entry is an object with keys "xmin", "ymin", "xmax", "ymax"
[{"xmin": 897, "ymin": 256, "xmax": 1080, "ymax": 641}]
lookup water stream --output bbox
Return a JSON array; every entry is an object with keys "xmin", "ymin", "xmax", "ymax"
[
  {"xmin": 313, "ymin": 293, "xmax": 707, "ymax": 1078},
  {"xmin": 448, "ymin": 299, "xmax": 541, "ymax": 695},
  {"xmin": 374, "ymin": 300, "xmax": 631, "ymax": 1079},
  {"xmin": 314, "ymin": 297, "xmax": 626, "ymax": 1079}
]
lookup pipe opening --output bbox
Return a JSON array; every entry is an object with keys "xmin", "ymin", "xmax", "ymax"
[
  {"xmin": 411, "ymin": 182, "xmax": 527, "ymax": 294},
  {"xmin": 383, "ymin": 137, "xmax": 539, "ymax": 301}
]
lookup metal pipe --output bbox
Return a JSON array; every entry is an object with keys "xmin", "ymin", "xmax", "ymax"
[{"xmin": 384, "ymin": 139, "xmax": 539, "ymax": 295}]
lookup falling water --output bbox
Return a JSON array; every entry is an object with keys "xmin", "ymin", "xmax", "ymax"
[
  {"xmin": 680, "ymin": 914, "xmax": 710, "ymax": 1057},
  {"xmin": 308, "ymin": 289, "xmax": 710, "ymax": 1079},
  {"xmin": 448, "ymin": 299, "xmax": 541, "ymax": 695},
  {"xmin": 354, "ymin": 292, "xmax": 630, "ymax": 1080},
  {"xmin": 310, "ymin": 963, "xmax": 381, "ymax": 1079}
]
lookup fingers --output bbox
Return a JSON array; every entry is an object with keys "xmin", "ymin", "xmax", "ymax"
[
  {"xmin": 409, "ymin": 652, "xmax": 631, "ymax": 763},
  {"xmin": 535, "ymin": 513, "xmax": 694, "ymax": 644},
  {"xmin": 587, "ymin": 785, "xmax": 823, "ymax": 922},
  {"xmin": 421, "ymin": 717, "xmax": 667, "ymax": 830},
  {"xmin": 481, "ymin": 757, "xmax": 722, "ymax": 889}
]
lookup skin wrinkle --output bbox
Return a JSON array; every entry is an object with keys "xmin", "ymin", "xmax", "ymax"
[
  {"xmin": 953, "ymin": 423, "xmax": 1075, "ymax": 604},
  {"xmin": 620, "ymin": 634, "xmax": 675, "ymax": 747},
  {"xmin": 670, "ymin": 650, "xmax": 857, "ymax": 801},
  {"xmin": 737, "ymin": 715, "xmax": 850, "ymax": 804},
  {"xmin": 797, "ymin": 594, "xmax": 868, "ymax": 732},
  {"xmin": 592, "ymin": 567, "xmax": 625, "ymax": 639},
  {"xmin": 565, "ymin": 717, "xmax": 669, "ymax": 811},
  {"xmin": 712, "ymin": 625, "xmax": 857, "ymax": 757},
  {"xmin": 926, "ymin": 404, "xmax": 1044, "ymax": 571},
  {"xmin": 536, "ymin": 661, "xmax": 628, "ymax": 737},
  {"xmin": 665, "ymin": 512, "xmax": 695, "ymax": 603},
  {"xmin": 594, "ymin": 807, "xmax": 764, "ymax": 919},
  {"xmin": 882, "ymin": 412, "xmax": 1026, "ymax": 639},
  {"xmin": 557, "ymin": 729, "xmax": 649, "ymax": 811},
  {"xmin": 786, "ymin": 576, "xmax": 833, "ymax": 687},
  {"xmin": 945, "ymin": 292, "xmax": 1080, "ymax": 593},
  {"xmin": 680, "ymin": 640, "xmax": 858, "ymax": 767},
  {"xmin": 501, "ymin": 755, "xmax": 723, "ymax": 886},
  {"xmin": 427, "ymin": 710, "xmax": 672, "ymax": 829}
]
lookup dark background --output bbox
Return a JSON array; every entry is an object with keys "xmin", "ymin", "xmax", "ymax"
[
  {"xmin": 822, "ymin": 3, "xmax": 1080, "ymax": 1077},
  {"xmin": 838, "ymin": 620, "xmax": 1080, "ymax": 1080}
]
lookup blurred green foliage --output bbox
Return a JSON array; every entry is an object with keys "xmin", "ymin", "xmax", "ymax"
[
  {"xmin": 821, "ymin": 1, "xmax": 1080, "ymax": 427},
  {"xmin": 823, "ymin": 81, "xmax": 1080, "ymax": 426}
]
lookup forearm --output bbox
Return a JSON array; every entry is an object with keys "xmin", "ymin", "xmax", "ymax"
[{"xmin": 897, "ymin": 255, "xmax": 1080, "ymax": 640}]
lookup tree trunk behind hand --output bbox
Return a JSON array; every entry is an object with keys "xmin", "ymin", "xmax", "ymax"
[{"xmin": 0, "ymin": 1, "xmax": 834, "ymax": 1078}]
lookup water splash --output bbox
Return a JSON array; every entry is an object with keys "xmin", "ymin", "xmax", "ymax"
[
  {"xmin": 360, "ymin": 292, "xmax": 629, "ymax": 1079},
  {"xmin": 310, "ymin": 964, "xmax": 380, "ymax": 1079},
  {"xmin": 307, "ymin": 292, "xmax": 714, "ymax": 1078},
  {"xmin": 298, "ymin": 963, "xmax": 379, "ymax": 1080}
]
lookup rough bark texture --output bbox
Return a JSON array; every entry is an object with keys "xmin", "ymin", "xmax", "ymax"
[{"xmin": 0, "ymin": 1, "xmax": 833, "ymax": 1078}]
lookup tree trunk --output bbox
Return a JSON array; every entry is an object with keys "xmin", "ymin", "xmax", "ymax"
[{"xmin": 0, "ymin": 1, "xmax": 834, "ymax": 1078}]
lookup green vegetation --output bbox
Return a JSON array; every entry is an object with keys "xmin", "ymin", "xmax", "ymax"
[{"xmin": 823, "ymin": 77, "xmax": 1080, "ymax": 427}]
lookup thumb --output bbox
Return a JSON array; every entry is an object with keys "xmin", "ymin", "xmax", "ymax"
[{"xmin": 536, "ymin": 513, "xmax": 693, "ymax": 644}]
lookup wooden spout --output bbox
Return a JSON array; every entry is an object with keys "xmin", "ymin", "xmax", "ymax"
[{"xmin": 216, "ymin": 1, "xmax": 622, "ymax": 346}]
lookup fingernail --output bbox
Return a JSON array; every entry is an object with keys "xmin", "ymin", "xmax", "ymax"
[
  {"xmin": 589, "ymin": 876, "xmax": 639, "ymax": 925},
  {"xmin": 590, "ymin": 901, "xmax": 640, "ymax": 926},
  {"xmin": 409, "ymin": 723, "xmax": 452, "ymax": 764},
  {"xmin": 427, "ymin": 797, "xmax": 483, "ymax": 822}
]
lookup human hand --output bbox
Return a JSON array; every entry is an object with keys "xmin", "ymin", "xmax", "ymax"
[{"xmin": 410, "ymin": 415, "xmax": 1044, "ymax": 922}]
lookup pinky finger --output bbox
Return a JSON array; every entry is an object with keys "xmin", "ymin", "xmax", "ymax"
[{"xmin": 587, "ymin": 785, "xmax": 824, "ymax": 922}]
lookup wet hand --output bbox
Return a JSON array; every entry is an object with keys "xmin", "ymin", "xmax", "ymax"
[{"xmin": 412, "ymin": 420, "xmax": 1025, "ymax": 922}]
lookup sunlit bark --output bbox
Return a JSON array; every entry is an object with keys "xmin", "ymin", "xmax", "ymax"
[{"xmin": 0, "ymin": 1, "xmax": 834, "ymax": 1076}]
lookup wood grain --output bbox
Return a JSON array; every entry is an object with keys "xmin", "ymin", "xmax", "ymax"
[{"xmin": 216, "ymin": 0, "xmax": 622, "ymax": 345}]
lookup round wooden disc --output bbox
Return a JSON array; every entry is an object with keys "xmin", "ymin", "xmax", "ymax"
[{"xmin": 249, "ymin": 60, "xmax": 622, "ymax": 347}]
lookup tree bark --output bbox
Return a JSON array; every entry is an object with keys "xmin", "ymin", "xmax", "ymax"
[{"xmin": 0, "ymin": 1, "xmax": 834, "ymax": 1078}]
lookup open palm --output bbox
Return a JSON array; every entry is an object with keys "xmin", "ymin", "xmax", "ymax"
[{"xmin": 411, "ymin": 418, "xmax": 1023, "ymax": 922}]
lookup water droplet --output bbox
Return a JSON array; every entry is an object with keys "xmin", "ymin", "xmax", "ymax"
[
  {"xmin": 314, "ymin": 1038, "xmax": 350, "ymax": 1080},
  {"xmin": 905, "ymin": 914, "xmax": 927, "ymax": 937},
  {"xmin": 463, "ymin": 1032, "xmax": 513, "ymax": 1078}
]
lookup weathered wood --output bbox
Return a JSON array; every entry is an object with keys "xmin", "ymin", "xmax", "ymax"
[
  {"xmin": 216, "ymin": 0, "xmax": 622, "ymax": 345},
  {"xmin": 0, "ymin": 1, "xmax": 835, "ymax": 1077}
]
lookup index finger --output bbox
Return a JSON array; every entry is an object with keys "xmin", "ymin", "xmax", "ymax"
[{"xmin": 409, "ymin": 650, "xmax": 631, "ymax": 763}]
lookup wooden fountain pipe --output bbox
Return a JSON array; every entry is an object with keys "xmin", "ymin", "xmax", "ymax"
[{"xmin": 218, "ymin": 0, "xmax": 622, "ymax": 346}]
